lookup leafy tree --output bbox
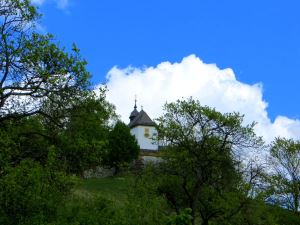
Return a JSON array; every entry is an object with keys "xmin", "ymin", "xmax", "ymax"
[
  {"xmin": 105, "ymin": 121, "xmax": 140, "ymax": 174},
  {"xmin": 0, "ymin": 0, "xmax": 90, "ymax": 124},
  {"xmin": 155, "ymin": 98, "xmax": 263, "ymax": 225},
  {"xmin": 265, "ymin": 137, "xmax": 300, "ymax": 214},
  {"xmin": 58, "ymin": 90, "xmax": 117, "ymax": 175},
  {"xmin": 3, "ymin": 116, "xmax": 51, "ymax": 166},
  {"xmin": 0, "ymin": 88, "xmax": 117, "ymax": 174},
  {"xmin": 0, "ymin": 0, "xmax": 117, "ymax": 176}
]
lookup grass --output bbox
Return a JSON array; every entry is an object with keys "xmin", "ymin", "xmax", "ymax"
[
  {"xmin": 140, "ymin": 150, "xmax": 162, "ymax": 157},
  {"xmin": 75, "ymin": 175, "xmax": 134, "ymax": 205}
]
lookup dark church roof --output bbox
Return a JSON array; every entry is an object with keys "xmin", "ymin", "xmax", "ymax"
[{"xmin": 128, "ymin": 109, "xmax": 156, "ymax": 128}]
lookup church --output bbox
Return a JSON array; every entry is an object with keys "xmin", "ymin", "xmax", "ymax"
[{"xmin": 128, "ymin": 101, "xmax": 158, "ymax": 151}]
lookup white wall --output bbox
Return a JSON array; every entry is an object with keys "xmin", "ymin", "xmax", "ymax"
[{"xmin": 130, "ymin": 125, "xmax": 158, "ymax": 150}]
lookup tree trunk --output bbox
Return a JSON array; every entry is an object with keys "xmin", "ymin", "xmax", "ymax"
[
  {"xmin": 191, "ymin": 212, "xmax": 195, "ymax": 225},
  {"xmin": 201, "ymin": 219, "xmax": 208, "ymax": 225}
]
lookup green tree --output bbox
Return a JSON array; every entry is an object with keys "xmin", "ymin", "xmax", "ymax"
[
  {"xmin": 265, "ymin": 138, "xmax": 300, "ymax": 214},
  {"xmin": 0, "ymin": 0, "xmax": 118, "ymax": 176},
  {"xmin": 105, "ymin": 121, "xmax": 140, "ymax": 174},
  {"xmin": 155, "ymin": 98, "xmax": 263, "ymax": 225},
  {"xmin": 4, "ymin": 116, "xmax": 51, "ymax": 166},
  {"xmin": 0, "ymin": 2, "xmax": 105, "ymax": 223},
  {"xmin": 58, "ymin": 90, "xmax": 117, "ymax": 175},
  {"xmin": 0, "ymin": 0, "xmax": 90, "ymax": 124}
]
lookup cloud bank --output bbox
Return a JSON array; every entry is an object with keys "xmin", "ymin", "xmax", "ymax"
[{"xmin": 103, "ymin": 55, "xmax": 300, "ymax": 143}]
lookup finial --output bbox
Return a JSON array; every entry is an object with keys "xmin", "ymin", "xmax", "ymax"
[
  {"xmin": 141, "ymin": 105, "xmax": 143, "ymax": 110},
  {"xmin": 134, "ymin": 94, "xmax": 137, "ymax": 109}
]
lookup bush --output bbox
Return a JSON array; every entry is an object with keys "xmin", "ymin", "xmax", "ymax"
[
  {"xmin": 104, "ymin": 121, "xmax": 140, "ymax": 174},
  {"xmin": 0, "ymin": 159, "xmax": 74, "ymax": 225},
  {"xmin": 56, "ymin": 195, "xmax": 125, "ymax": 225}
]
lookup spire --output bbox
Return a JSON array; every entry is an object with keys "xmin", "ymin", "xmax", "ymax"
[
  {"xmin": 134, "ymin": 94, "xmax": 137, "ymax": 110},
  {"xmin": 129, "ymin": 95, "xmax": 139, "ymax": 122}
]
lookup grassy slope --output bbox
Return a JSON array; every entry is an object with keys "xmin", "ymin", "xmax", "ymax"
[
  {"xmin": 76, "ymin": 175, "xmax": 300, "ymax": 225},
  {"xmin": 75, "ymin": 176, "xmax": 133, "ymax": 205}
]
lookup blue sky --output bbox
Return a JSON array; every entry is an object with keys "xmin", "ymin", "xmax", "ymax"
[{"xmin": 33, "ymin": 0, "xmax": 300, "ymax": 141}]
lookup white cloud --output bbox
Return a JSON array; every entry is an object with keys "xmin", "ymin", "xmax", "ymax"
[
  {"xmin": 31, "ymin": 0, "xmax": 69, "ymax": 9},
  {"xmin": 102, "ymin": 55, "xmax": 300, "ymax": 144},
  {"xmin": 56, "ymin": 0, "xmax": 68, "ymax": 9},
  {"xmin": 31, "ymin": 0, "xmax": 45, "ymax": 5}
]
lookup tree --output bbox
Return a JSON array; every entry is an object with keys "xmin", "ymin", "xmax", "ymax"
[
  {"xmin": 58, "ymin": 90, "xmax": 117, "ymax": 175},
  {"xmin": 154, "ymin": 98, "xmax": 263, "ymax": 225},
  {"xmin": 4, "ymin": 116, "xmax": 50, "ymax": 166},
  {"xmin": 0, "ymin": 2, "xmax": 124, "ymax": 224},
  {"xmin": 265, "ymin": 138, "xmax": 300, "ymax": 214},
  {"xmin": 0, "ymin": 0, "xmax": 110, "ymax": 174},
  {"xmin": 0, "ymin": 0, "xmax": 90, "ymax": 124},
  {"xmin": 105, "ymin": 121, "xmax": 140, "ymax": 174}
]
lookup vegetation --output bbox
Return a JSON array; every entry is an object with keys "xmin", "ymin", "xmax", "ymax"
[
  {"xmin": 77, "ymin": 177, "xmax": 132, "ymax": 204},
  {"xmin": 0, "ymin": 0, "xmax": 89, "ymax": 124},
  {"xmin": 264, "ymin": 137, "xmax": 300, "ymax": 214},
  {"xmin": 0, "ymin": 156, "xmax": 74, "ymax": 224},
  {"xmin": 58, "ymin": 90, "xmax": 116, "ymax": 174},
  {"xmin": 104, "ymin": 121, "xmax": 140, "ymax": 174},
  {"xmin": 0, "ymin": 1, "xmax": 299, "ymax": 224},
  {"xmin": 152, "ymin": 98, "xmax": 267, "ymax": 225}
]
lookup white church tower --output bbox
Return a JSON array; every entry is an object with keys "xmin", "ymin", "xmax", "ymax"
[{"xmin": 128, "ymin": 100, "xmax": 158, "ymax": 151}]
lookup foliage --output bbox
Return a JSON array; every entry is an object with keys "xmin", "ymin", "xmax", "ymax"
[
  {"xmin": 0, "ymin": 124, "xmax": 15, "ymax": 177},
  {"xmin": 155, "ymin": 98, "xmax": 263, "ymax": 225},
  {"xmin": 0, "ymin": 159, "xmax": 75, "ymax": 225},
  {"xmin": 57, "ymin": 90, "xmax": 117, "ymax": 175},
  {"xmin": 2, "ymin": 117, "xmax": 51, "ymax": 167},
  {"xmin": 122, "ymin": 169, "xmax": 169, "ymax": 225},
  {"xmin": 0, "ymin": 2, "xmax": 299, "ymax": 224},
  {"xmin": 77, "ymin": 174, "xmax": 299, "ymax": 225},
  {"xmin": 167, "ymin": 208, "xmax": 193, "ymax": 225},
  {"xmin": 266, "ymin": 204, "xmax": 300, "ymax": 225},
  {"xmin": 55, "ymin": 195, "xmax": 125, "ymax": 225},
  {"xmin": 0, "ymin": 2, "xmax": 119, "ymax": 223},
  {"xmin": 0, "ymin": 92, "xmax": 116, "ymax": 175},
  {"xmin": 0, "ymin": 0, "xmax": 90, "ymax": 124},
  {"xmin": 0, "ymin": 1, "xmax": 168, "ymax": 224},
  {"xmin": 265, "ymin": 137, "xmax": 300, "ymax": 213},
  {"xmin": 104, "ymin": 121, "xmax": 140, "ymax": 173},
  {"xmin": 65, "ymin": 174, "xmax": 169, "ymax": 225}
]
